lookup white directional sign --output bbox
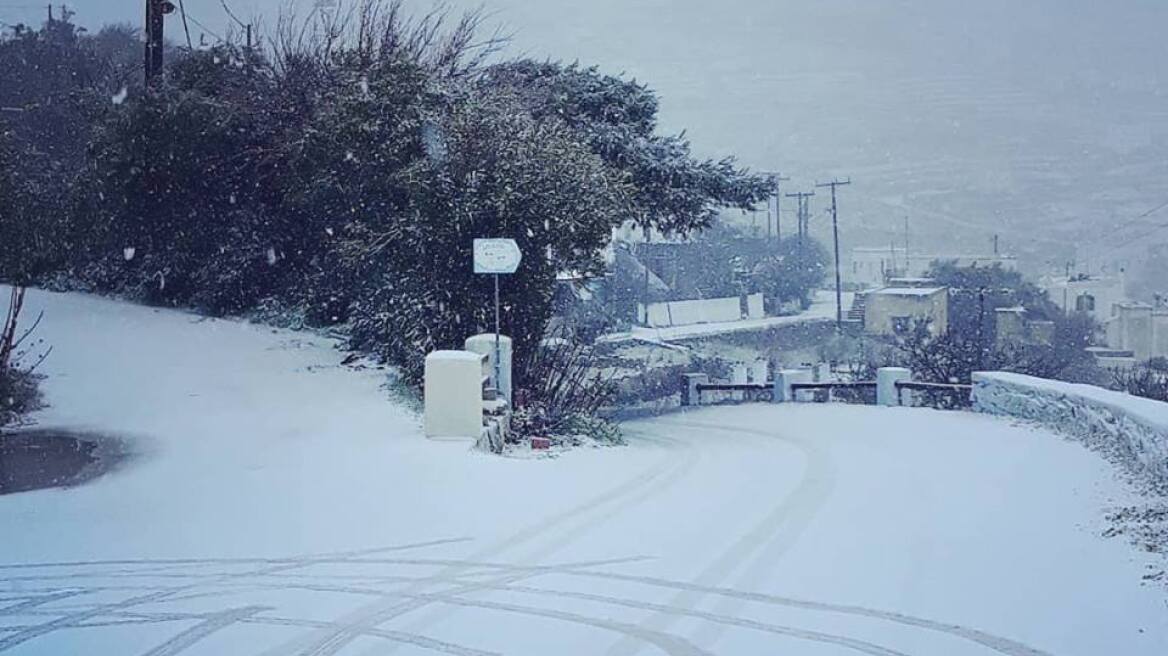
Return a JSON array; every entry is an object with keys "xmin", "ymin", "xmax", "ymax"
[{"xmin": 473, "ymin": 239, "xmax": 522, "ymax": 274}]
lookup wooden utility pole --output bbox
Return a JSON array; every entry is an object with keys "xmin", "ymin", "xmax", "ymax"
[
  {"xmin": 760, "ymin": 172, "xmax": 789, "ymax": 244},
  {"xmin": 904, "ymin": 216, "xmax": 910, "ymax": 262},
  {"xmin": 816, "ymin": 178, "xmax": 852, "ymax": 329},
  {"xmin": 785, "ymin": 191, "xmax": 814, "ymax": 244},
  {"xmin": 145, "ymin": 1, "xmax": 175, "ymax": 87}
]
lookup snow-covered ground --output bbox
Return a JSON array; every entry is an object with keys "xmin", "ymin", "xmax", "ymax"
[{"xmin": 1, "ymin": 289, "xmax": 1166, "ymax": 655}]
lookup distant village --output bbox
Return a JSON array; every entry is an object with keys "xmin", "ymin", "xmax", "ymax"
[{"xmin": 567, "ymin": 218, "xmax": 1167, "ymax": 373}]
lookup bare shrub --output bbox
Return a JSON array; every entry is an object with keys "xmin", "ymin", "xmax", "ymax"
[
  {"xmin": 513, "ymin": 329, "xmax": 619, "ymax": 443},
  {"xmin": 1, "ymin": 287, "xmax": 49, "ymax": 427}
]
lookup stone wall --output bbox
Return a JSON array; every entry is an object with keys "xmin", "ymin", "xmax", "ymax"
[{"xmin": 972, "ymin": 371, "xmax": 1168, "ymax": 487}]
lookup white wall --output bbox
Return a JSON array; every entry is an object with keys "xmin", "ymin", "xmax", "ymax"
[
  {"xmin": 638, "ymin": 294, "xmax": 762, "ymax": 327},
  {"xmin": 864, "ymin": 289, "xmax": 948, "ymax": 335},
  {"xmin": 972, "ymin": 372, "xmax": 1168, "ymax": 486},
  {"xmin": 1041, "ymin": 275, "xmax": 1126, "ymax": 324}
]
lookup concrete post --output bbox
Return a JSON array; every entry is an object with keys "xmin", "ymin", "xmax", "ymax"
[
  {"xmin": 774, "ymin": 369, "xmax": 813, "ymax": 403},
  {"xmin": 877, "ymin": 367, "xmax": 912, "ymax": 407},
  {"xmin": 813, "ymin": 362, "xmax": 830, "ymax": 382},
  {"xmin": 465, "ymin": 333, "xmax": 513, "ymax": 402},
  {"xmin": 681, "ymin": 373, "xmax": 709, "ymax": 407},
  {"xmin": 749, "ymin": 359, "xmax": 769, "ymax": 384},
  {"xmin": 425, "ymin": 350, "xmax": 485, "ymax": 440},
  {"xmin": 731, "ymin": 362, "xmax": 749, "ymax": 385}
]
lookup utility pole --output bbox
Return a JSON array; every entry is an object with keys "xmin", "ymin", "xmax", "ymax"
[
  {"xmin": 816, "ymin": 178, "xmax": 852, "ymax": 329},
  {"xmin": 904, "ymin": 216, "xmax": 909, "ymax": 262},
  {"xmin": 760, "ymin": 171, "xmax": 789, "ymax": 245},
  {"xmin": 785, "ymin": 191, "xmax": 814, "ymax": 244},
  {"xmin": 993, "ymin": 234, "xmax": 1000, "ymax": 256},
  {"xmin": 976, "ymin": 287, "xmax": 987, "ymax": 369},
  {"xmin": 145, "ymin": 1, "xmax": 176, "ymax": 87}
]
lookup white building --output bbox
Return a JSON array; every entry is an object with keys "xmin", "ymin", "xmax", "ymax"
[
  {"xmin": 1103, "ymin": 302, "xmax": 1168, "ymax": 362},
  {"xmin": 863, "ymin": 287, "xmax": 949, "ymax": 336},
  {"xmin": 849, "ymin": 247, "xmax": 1018, "ymax": 290},
  {"xmin": 1040, "ymin": 274, "xmax": 1127, "ymax": 325}
]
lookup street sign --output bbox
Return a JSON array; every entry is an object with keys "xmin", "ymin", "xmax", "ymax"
[
  {"xmin": 473, "ymin": 238, "xmax": 522, "ymax": 402},
  {"xmin": 473, "ymin": 239, "xmax": 522, "ymax": 275}
]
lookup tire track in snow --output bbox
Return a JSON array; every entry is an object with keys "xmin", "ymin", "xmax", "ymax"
[
  {"xmin": 266, "ymin": 437, "xmax": 699, "ymax": 656},
  {"xmin": 139, "ymin": 605, "xmax": 270, "ymax": 656},
  {"xmin": 606, "ymin": 417, "xmax": 836, "ymax": 656},
  {"xmin": 0, "ymin": 549, "xmax": 1053, "ymax": 656},
  {"xmin": 558, "ymin": 568, "xmax": 1054, "ymax": 656},
  {"xmin": 0, "ymin": 539, "xmax": 481, "ymax": 656},
  {"xmin": 64, "ymin": 609, "xmax": 504, "ymax": 656},
  {"xmin": 597, "ymin": 416, "xmax": 1054, "ymax": 656},
  {"xmin": 157, "ymin": 575, "xmax": 909, "ymax": 656}
]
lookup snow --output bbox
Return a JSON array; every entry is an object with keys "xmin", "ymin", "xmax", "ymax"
[
  {"xmin": 1, "ymin": 289, "xmax": 1166, "ymax": 655},
  {"xmin": 601, "ymin": 290, "xmax": 852, "ymax": 344},
  {"xmin": 973, "ymin": 371, "xmax": 1168, "ymax": 485},
  {"xmin": 872, "ymin": 287, "xmax": 945, "ymax": 297},
  {"xmin": 977, "ymin": 371, "xmax": 1168, "ymax": 431}
]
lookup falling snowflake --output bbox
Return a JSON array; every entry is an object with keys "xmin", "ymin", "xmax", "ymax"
[
  {"xmin": 123, "ymin": 246, "xmax": 136, "ymax": 261},
  {"xmin": 111, "ymin": 87, "xmax": 128, "ymax": 105},
  {"xmin": 266, "ymin": 247, "xmax": 278, "ymax": 265}
]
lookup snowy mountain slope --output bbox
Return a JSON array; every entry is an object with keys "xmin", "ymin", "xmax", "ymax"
[{"xmin": 0, "ymin": 289, "xmax": 1165, "ymax": 655}]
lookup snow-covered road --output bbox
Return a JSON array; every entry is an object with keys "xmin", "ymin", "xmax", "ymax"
[{"xmin": 1, "ymin": 290, "xmax": 1165, "ymax": 655}]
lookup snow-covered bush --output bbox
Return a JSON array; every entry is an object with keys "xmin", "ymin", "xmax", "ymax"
[{"xmin": 1, "ymin": 1, "xmax": 772, "ymax": 414}]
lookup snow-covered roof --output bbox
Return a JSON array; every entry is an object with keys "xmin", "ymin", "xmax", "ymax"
[
  {"xmin": 872, "ymin": 287, "xmax": 945, "ymax": 297},
  {"xmin": 426, "ymin": 350, "xmax": 485, "ymax": 362}
]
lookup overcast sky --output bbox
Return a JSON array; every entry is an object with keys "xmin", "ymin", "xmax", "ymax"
[{"xmin": 10, "ymin": 1, "xmax": 1168, "ymax": 269}]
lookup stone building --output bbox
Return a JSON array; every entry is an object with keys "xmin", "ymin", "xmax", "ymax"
[{"xmin": 863, "ymin": 287, "xmax": 949, "ymax": 336}]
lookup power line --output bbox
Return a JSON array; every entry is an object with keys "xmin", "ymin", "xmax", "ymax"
[
  {"xmin": 177, "ymin": 0, "xmax": 193, "ymax": 50},
  {"xmin": 183, "ymin": 9, "xmax": 225, "ymax": 44},
  {"xmin": 1093, "ymin": 199, "xmax": 1168, "ymax": 258}
]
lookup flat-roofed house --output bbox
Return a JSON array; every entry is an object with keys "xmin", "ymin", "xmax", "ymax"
[{"xmin": 863, "ymin": 287, "xmax": 949, "ymax": 336}]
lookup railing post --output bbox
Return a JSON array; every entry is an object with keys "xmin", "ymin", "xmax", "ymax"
[
  {"xmin": 681, "ymin": 373, "xmax": 709, "ymax": 407},
  {"xmin": 465, "ymin": 333, "xmax": 513, "ymax": 402},
  {"xmin": 877, "ymin": 367, "xmax": 912, "ymax": 407},
  {"xmin": 774, "ymin": 369, "xmax": 813, "ymax": 403}
]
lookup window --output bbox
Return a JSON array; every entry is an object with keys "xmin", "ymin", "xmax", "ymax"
[
  {"xmin": 1076, "ymin": 294, "xmax": 1096, "ymax": 312},
  {"xmin": 892, "ymin": 315, "xmax": 913, "ymax": 333}
]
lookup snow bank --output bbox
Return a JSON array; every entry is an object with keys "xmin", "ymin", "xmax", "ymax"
[{"xmin": 972, "ymin": 371, "xmax": 1168, "ymax": 486}]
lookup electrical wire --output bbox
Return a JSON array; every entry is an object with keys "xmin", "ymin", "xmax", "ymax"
[
  {"xmin": 183, "ymin": 11, "xmax": 225, "ymax": 45},
  {"xmin": 177, "ymin": 0, "xmax": 194, "ymax": 50}
]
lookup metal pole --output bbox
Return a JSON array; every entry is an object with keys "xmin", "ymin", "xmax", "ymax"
[{"xmin": 494, "ymin": 273, "xmax": 502, "ymax": 400}]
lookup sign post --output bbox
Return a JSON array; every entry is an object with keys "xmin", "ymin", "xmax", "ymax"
[{"xmin": 473, "ymin": 239, "xmax": 522, "ymax": 401}]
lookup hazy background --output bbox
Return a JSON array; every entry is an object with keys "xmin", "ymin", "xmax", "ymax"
[{"xmin": 9, "ymin": 0, "xmax": 1168, "ymax": 278}]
